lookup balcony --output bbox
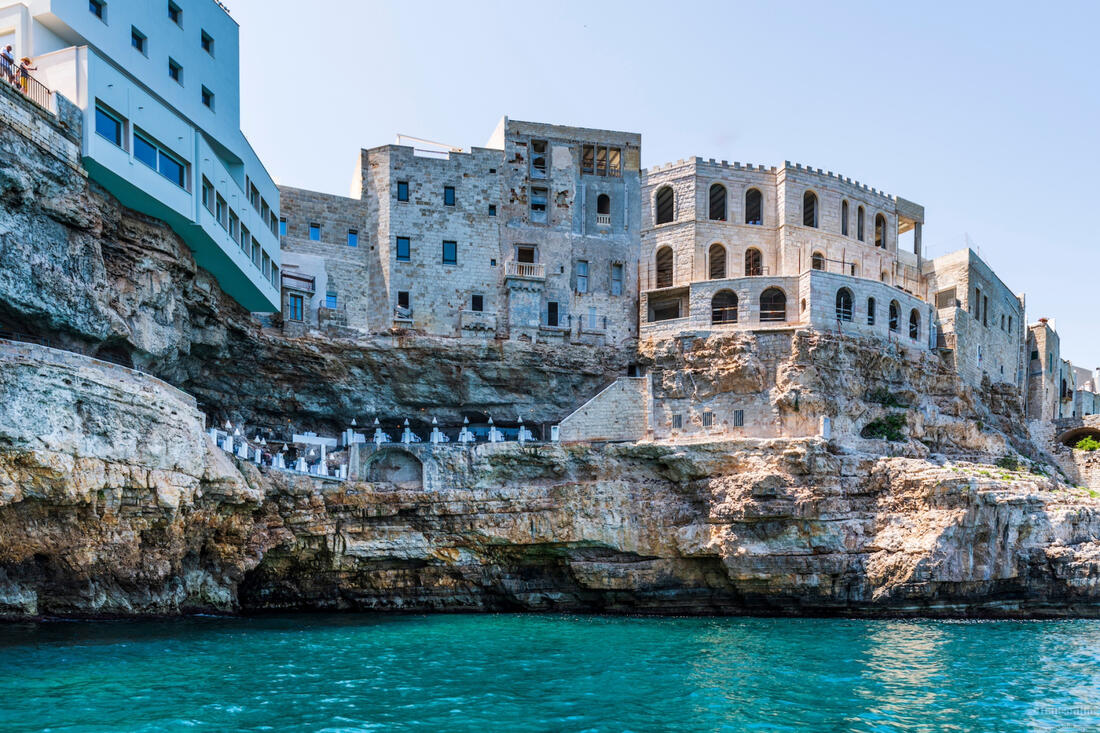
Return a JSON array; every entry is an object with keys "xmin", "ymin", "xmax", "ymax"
[
  {"xmin": 595, "ymin": 213, "xmax": 611, "ymax": 226},
  {"xmin": 281, "ymin": 272, "xmax": 316, "ymax": 294},
  {"xmin": 505, "ymin": 261, "xmax": 546, "ymax": 280},
  {"xmin": 460, "ymin": 309, "xmax": 498, "ymax": 334},
  {"xmin": 1, "ymin": 61, "xmax": 52, "ymax": 113}
]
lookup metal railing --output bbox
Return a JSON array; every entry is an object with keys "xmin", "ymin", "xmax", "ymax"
[
  {"xmin": 3, "ymin": 62, "xmax": 52, "ymax": 112},
  {"xmin": 505, "ymin": 261, "xmax": 545, "ymax": 279}
]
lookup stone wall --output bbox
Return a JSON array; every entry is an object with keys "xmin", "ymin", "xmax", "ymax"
[
  {"xmin": 1027, "ymin": 322, "xmax": 1061, "ymax": 421},
  {"xmin": 557, "ymin": 376, "xmax": 648, "ymax": 442},
  {"xmin": 0, "ymin": 84, "xmax": 83, "ymax": 173}
]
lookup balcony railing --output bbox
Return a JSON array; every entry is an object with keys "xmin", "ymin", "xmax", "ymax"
[
  {"xmin": 595, "ymin": 213, "xmax": 611, "ymax": 226},
  {"xmin": 394, "ymin": 305, "xmax": 413, "ymax": 321},
  {"xmin": 505, "ymin": 261, "xmax": 545, "ymax": 279},
  {"xmin": 3, "ymin": 61, "xmax": 52, "ymax": 112},
  {"xmin": 281, "ymin": 272, "xmax": 315, "ymax": 294}
]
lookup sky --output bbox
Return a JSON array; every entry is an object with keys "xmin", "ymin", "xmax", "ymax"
[{"xmin": 230, "ymin": 0, "xmax": 1100, "ymax": 369}]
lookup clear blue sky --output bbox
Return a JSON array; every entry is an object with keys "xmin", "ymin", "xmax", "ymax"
[{"xmin": 231, "ymin": 0, "xmax": 1100, "ymax": 370}]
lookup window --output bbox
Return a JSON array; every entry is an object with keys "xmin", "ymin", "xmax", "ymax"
[
  {"xmin": 935, "ymin": 288, "xmax": 957, "ymax": 309},
  {"xmin": 889, "ymin": 300, "xmax": 900, "ymax": 331},
  {"xmin": 803, "ymin": 191, "xmax": 818, "ymax": 227},
  {"xmin": 709, "ymin": 244, "xmax": 726, "ymax": 279},
  {"xmin": 671, "ymin": 414, "xmax": 683, "ymax": 430},
  {"xmin": 347, "ymin": 229, "xmax": 358, "ymax": 247},
  {"xmin": 909, "ymin": 309, "xmax": 920, "ymax": 339},
  {"xmin": 867, "ymin": 297, "xmax": 876, "ymax": 326},
  {"xmin": 89, "ymin": 0, "xmax": 105, "ymax": 20},
  {"xmin": 597, "ymin": 193, "xmax": 611, "ymax": 216},
  {"xmin": 201, "ymin": 177, "xmax": 213, "ymax": 212},
  {"xmin": 655, "ymin": 186, "xmax": 674, "ymax": 224},
  {"xmin": 582, "ymin": 144, "xmax": 594, "ymax": 175},
  {"xmin": 201, "ymin": 86, "xmax": 214, "ymax": 109},
  {"xmin": 530, "ymin": 187, "xmax": 548, "ymax": 223},
  {"xmin": 262, "ymin": 251, "xmax": 271, "ymax": 279},
  {"xmin": 397, "ymin": 181, "xmax": 409, "ymax": 201},
  {"xmin": 488, "ymin": 204, "xmax": 496, "ymax": 216},
  {"xmin": 134, "ymin": 130, "xmax": 186, "ymax": 188},
  {"xmin": 835, "ymin": 288, "xmax": 853, "ymax": 322},
  {"xmin": 712, "ymin": 290, "xmax": 738, "ymax": 324},
  {"xmin": 745, "ymin": 248, "xmax": 762, "ymax": 276},
  {"xmin": 575, "ymin": 260, "xmax": 589, "ymax": 293},
  {"xmin": 703, "ymin": 411, "xmax": 715, "ymax": 428},
  {"xmin": 131, "ymin": 27, "xmax": 147, "ymax": 54},
  {"xmin": 857, "ymin": 206, "xmax": 865, "ymax": 241},
  {"xmin": 760, "ymin": 288, "xmax": 786, "ymax": 322},
  {"xmin": 983, "ymin": 295, "xmax": 989, "ymax": 327},
  {"xmin": 251, "ymin": 239, "xmax": 261, "ymax": 268},
  {"xmin": 326, "ymin": 291, "xmax": 338, "ymax": 309},
  {"xmin": 650, "ymin": 299, "xmax": 681, "ymax": 322},
  {"xmin": 249, "ymin": 183, "xmax": 260, "ymax": 210},
  {"xmin": 1001, "ymin": 313, "xmax": 1005, "ymax": 330},
  {"xmin": 287, "ymin": 293, "xmax": 304, "ymax": 321},
  {"xmin": 200, "ymin": 30, "xmax": 214, "ymax": 55},
  {"xmin": 608, "ymin": 148, "xmax": 621, "ymax": 177},
  {"xmin": 841, "ymin": 200, "xmax": 849, "ymax": 236},
  {"xmin": 443, "ymin": 185, "xmax": 455, "ymax": 206},
  {"xmin": 94, "ymin": 105, "xmax": 122, "ymax": 147},
  {"xmin": 442, "ymin": 240, "xmax": 457, "ymax": 265},
  {"xmin": 279, "ymin": 218, "xmax": 287, "ymax": 236},
  {"xmin": 972, "ymin": 288, "xmax": 981, "ymax": 318},
  {"xmin": 309, "ymin": 222, "xmax": 320, "ymax": 241},
  {"xmin": 397, "ymin": 291, "xmax": 410, "ymax": 309},
  {"xmin": 240, "ymin": 225, "xmax": 249, "ymax": 252},
  {"xmin": 655, "ymin": 246, "xmax": 673, "ymax": 288},
  {"xmin": 516, "ymin": 245, "xmax": 537, "ymax": 263},
  {"xmin": 709, "ymin": 183, "xmax": 726, "ymax": 221},
  {"xmin": 745, "ymin": 188, "xmax": 762, "ymax": 225},
  {"xmin": 733, "ymin": 410, "xmax": 745, "ymax": 428},
  {"xmin": 546, "ymin": 301, "xmax": 560, "ymax": 327},
  {"xmin": 396, "ymin": 236, "xmax": 410, "ymax": 261},
  {"xmin": 611, "ymin": 263, "xmax": 623, "ymax": 296},
  {"xmin": 1031, "ymin": 350, "xmax": 1039, "ymax": 361},
  {"xmin": 596, "ymin": 146, "xmax": 607, "ymax": 176},
  {"xmin": 811, "ymin": 251, "xmax": 825, "ymax": 271},
  {"xmin": 587, "ymin": 307, "xmax": 599, "ymax": 330},
  {"xmin": 168, "ymin": 58, "xmax": 182, "ymax": 83},
  {"xmin": 530, "ymin": 140, "xmax": 547, "ymax": 178},
  {"xmin": 228, "ymin": 210, "xmax": 239, "ymax": 241},
  {"xmin": 1008, "ymin": 316, "xmax": 1013, "ymax": 332},
  {"xmin": 271, "ymin": 265, "xmax": 279, "ymax": 289},
  {"xmin": 471, "ymin": 294, "xmax": 484, "ymax": 312},
  {"xmin": 168, "ymin": 1, "xmax": 182, "ymax": 25},
  {"xmin": 875, "ymin": 214, "xmax": 886, "ymax": 248}
]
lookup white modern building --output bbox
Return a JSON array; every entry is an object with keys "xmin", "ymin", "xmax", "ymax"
[{"xmin": 0, "ymin": 0, "xmax": 280, "ymax": 311}]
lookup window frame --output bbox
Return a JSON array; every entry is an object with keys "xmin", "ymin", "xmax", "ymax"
[
  {"xmin": 443, "ymin": 185, "xmax": 455, "ymax": 207},
  {"xmin": 530, "ymin": 186, "xmax": 548, "ymax": 224},
  {"xmin": 200, "ymin": 29, "xmax": 214, "ymax": 56},
  {"xmin": 89, "ymin": 0, "xmax": 106, "ymax": 21},
  {"xmin": 168, "ymin": 57, "xmax": 183, "ymax": 84},
  {"xmin": 441, "ymin": 240, "xmax": 457, "ymax": 265},
  {"xmin": 396, "ymin": 181, "xmax": 409, "ymax": 202},
  {"xmin": 610, "ymin": 263, "xmax": 623, "ymax": 296},
  {"xmin": 575, "ymin": 260, "xmax": 589, "ymax": 294},
  {"xmin": 287, "ymin": 293, "xmax": 304, "ymax": 322},
  {"xmin": 347, "ymin": 229, "xmax": 358, "ymax": 247},
  {"xmin": 395, "ymin": 236, "xmax": 411, "ymax": 262},
  {"xmin": 471, "ymin": 294, "xmax": 484, "ymax": 312},
  {"xmin": 168, "ymin": 1, "xmax": 182, "ymax": 26},
  {"xmin": 94, "ymin": 104, "xmax": 123, "ymax": 148},
  {"xmin": 130, "ymin": 26, "xmax": 147, "ymax": 56},
  {"xmin": 308, "ymin": 222, "xmax": 321, "ymax": 241}
]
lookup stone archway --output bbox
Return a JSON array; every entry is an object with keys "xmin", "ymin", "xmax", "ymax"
[
  {"xmin": 365, "ymin": 448, "xmax": 424, "ymax": 490},
  {"xmin": 1056, "ymin": 426, "xmax": 1100, "ymax": 449}
]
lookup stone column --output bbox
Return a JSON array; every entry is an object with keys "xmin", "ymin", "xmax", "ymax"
[{"xmin": 913, "ymin": 222, "xmax": 922, "ymax": 259}]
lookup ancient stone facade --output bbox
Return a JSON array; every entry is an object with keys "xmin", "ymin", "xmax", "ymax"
[{"xmin": 276, "ymin": 118, "xmax": 641, "ymax": 347}]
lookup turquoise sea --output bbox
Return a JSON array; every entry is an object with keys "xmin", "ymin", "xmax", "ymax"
[{"xmin": 1, "ymin": 614, "xmax": 1099, "ymax": 732}]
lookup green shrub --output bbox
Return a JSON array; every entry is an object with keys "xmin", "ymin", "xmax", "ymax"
[
  {"xmin": 1075, "ymin": 436, "xmax": 1100, "ymax": 451},
  {"xmin": 995, "ymin": 456, "xmax": 1020, "ymax": 471},
  {"xmin": 866, "ymin": 388, "xmax": 909, "ymax": 408},
  {"xmin": 861, "ymin": 414, "xmax": 907, "ymax": 442}
]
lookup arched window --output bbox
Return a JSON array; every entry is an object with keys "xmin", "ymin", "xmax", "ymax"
[
  {"xmin": 803, "ymin": 191, "xmax": 818, "ymax": 227},
  {"xmin": 745, "ymin": 248, "xmax": 762, "ymax": 276},
  {"xmin": 857, "ymin": 206, "xmax": 865, "ymax": 241},
  {"xmin": 835, "ymin": 288, "xmax": 853, "ymax": 321},
  {"xmin": 811, "ymin": 251, "xmax": 825, "ymax": 271},
  {"xmin": 709, "ymin": 183, "xmax": 726, "ymax": 221},
  {"xmin": 711, "ymin": 290, "xmax": 738, "ymax": 324},
  {"xmin": 596, "ymin": 193, "xmax": 610, "ymax": 215},
  {"xmin": 889, "ymin": 300, "xmax": 900, "ymax": 331},
  {"xmin": 745, "ymin": 188, "xmax": 763, "ymax": 225},
  {"xmin": 875, "ymin": 213, "xmax": 887, "ymax": 248},
  {"xmin": 841, "ymin": 200, "xmax": 849, "ymax": 236},
  {"xmin": 708, "ymin": 243, "xmax": 727, "ymax": 280},
  {"xmin": 655, "ymin": 186, "xmax": 674, "ymax": 224},
  {"xmin": 867, "ymin": 297, "xmax": 876, "ymax": 325},
  {"xmin": 655, "ymin": 246, "xmax": 674, "ymax": 288},
  {"xmin": 909, "ymin": 309, "xmax": 920, "ymax": 339},
  {"xmin": 760, "ymin": 287, "xmax": 786, "ymax": 322}
]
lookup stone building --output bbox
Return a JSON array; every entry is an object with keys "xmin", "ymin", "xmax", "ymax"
[
  {"xmin": 1027, "ymin": 320, "xmax": 1062, "ymax": 421},
  {"xmin": 275, "ymin": 117, "xmax": 641, "ymax": 346}
]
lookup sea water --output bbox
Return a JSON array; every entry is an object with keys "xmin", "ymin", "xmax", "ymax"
[{"xmin": 1, "ymin": 614, "xmax": 1098, "ymax": 732}]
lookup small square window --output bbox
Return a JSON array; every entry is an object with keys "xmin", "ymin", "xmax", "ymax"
[
  {"xmin": 131, "ymin": 27, "xmax": 147, "ymax": 55},
  {"xmin": 200, "ymin": 30, "xmax": 214, "ymax": 55},
  {"xmin": 488, "ymin": 204, "xmax": 496, "ymax": 216},
  {"xmin": 309, "ymin": 223, "xmax": 320, "ymax": 241},
  {"xmin": 347, "ymin": 229, "xmax": 358, "ymax": 247},
  {"xmin": 89, "ymin": 0, "xmax": 106, "ymax": 21},
  {"xmin": 326, "ymin": 291, "xmax": 338, "ymax": 309},
  {"xmin": 168, "ymin": 58, "xmax": 182, "ymax": 83},
  {"xmin": 168, "ymin": 1, "xmax": 182, "ymax": 25},
  {"xmin": 442, "ymin": 240, "xmax": 457, "ymax": 265},
  {"xmin": 444, "ymin": 186, "xmax": 455, "ymax": 206},
  {"xmin": 530, "ymin": 186, "xmax": 548, "ymax": 223},
  {"xmin": 397, "ymin": 181, "xmax": 409, "ymax": 201},
  {"xmin": 703, "ymin": 411, "xmax": 715, "ymax": 428},
  {"xmin": 671, "ymin": 414, "xmax": 683, "ymax": 430},
  {"xmin": 279, "ymin": 218, "xmax": 287, "ymax": 237},
  {"xmin": 201, "ymin": 86, "xmax": 214, "ymax": 109},
  {"xmin": 397, "ymin": 291, "xmax": 410, "ymax": 309},
  {"xmin": 396, "ymin": 236, "xmax": 410, "ymax": 261},
  {"xmin": 471, "ymin": 294, "xmax": 483, "ymax": 312},
  {"xmin": 490, "ymin": 258, "xmax": 497, "ymax": 267}
]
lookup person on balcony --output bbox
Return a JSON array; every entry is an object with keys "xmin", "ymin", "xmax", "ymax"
[
  {"xmin": 0, "ymin": 46, "xmax": 14, "ymax": 85},
  {"xmin": 17, "ymin": 58, "xmax": 37, "ymax": 94}
]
